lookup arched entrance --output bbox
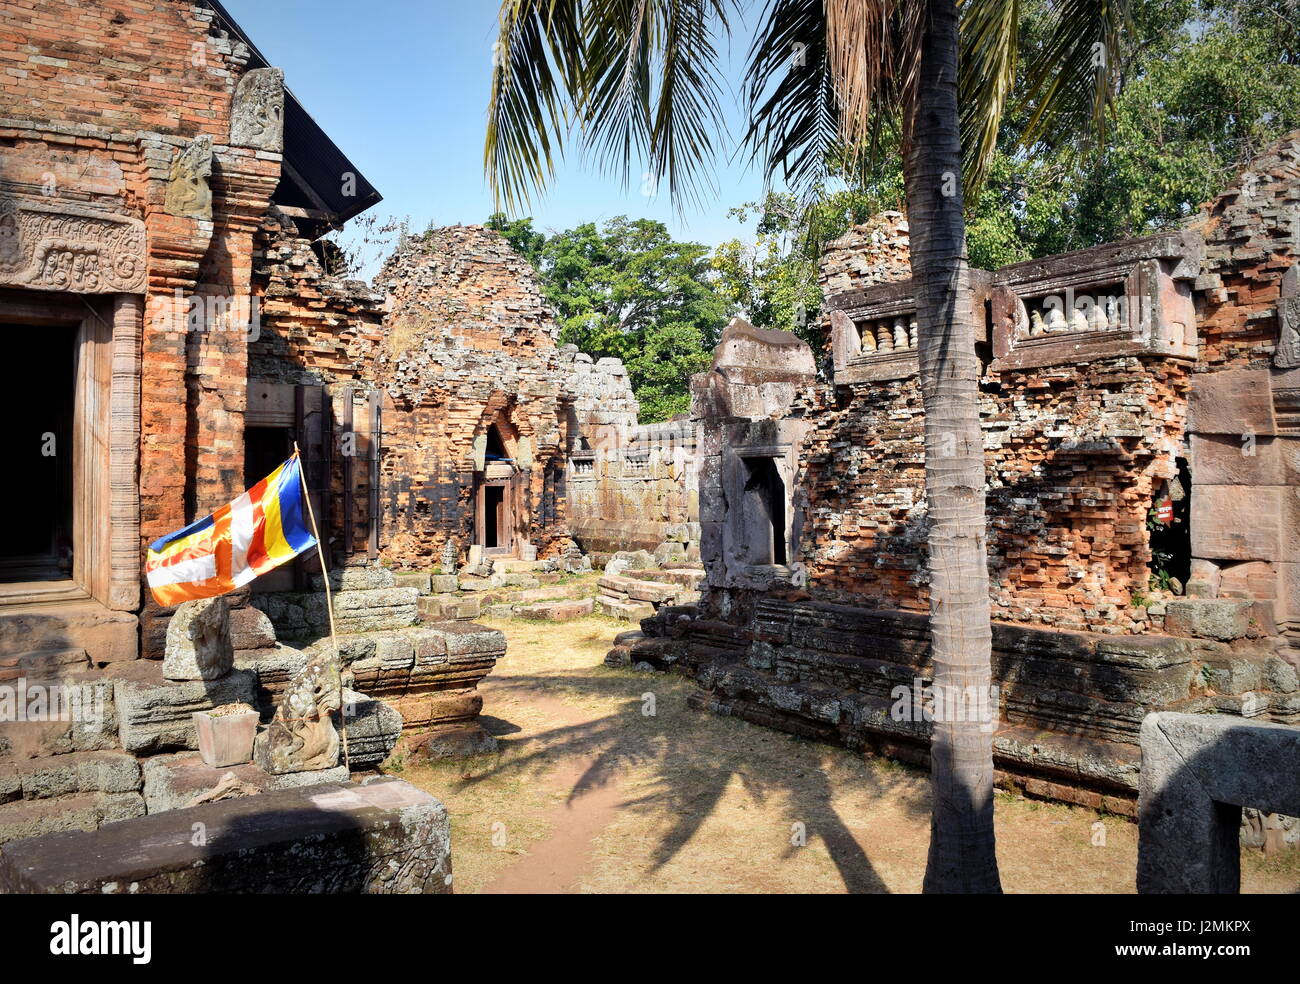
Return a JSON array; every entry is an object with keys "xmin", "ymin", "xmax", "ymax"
[{"xmin": 473, "ymin": 420, "xmax": 521, "ymax": 557}]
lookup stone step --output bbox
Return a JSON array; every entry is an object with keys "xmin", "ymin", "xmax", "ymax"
[
  {"xmin": 0, "ymin": 601, "xmax": 137, "ymax": 666},
  {"xmin": 0, "ymin": 790, "xmax": 145, "ymax": 845},
  {"xmin": 2, "ymin": 749, "xmax": 141, "ymax": 802},
  {"xmin": 255, "ymin": 586, "xmax": 419, "ymax": 637},
  {"xmin": 0, "ymin": 674, "xmax": 121, "ymax": 761},
  {"xmin": 0, "ymin": 648, "xmax": 91, "ymax": 683}
]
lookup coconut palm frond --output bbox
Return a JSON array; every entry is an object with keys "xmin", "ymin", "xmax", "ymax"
[
  {"xmin": 485, "ymin": 0, "xmax": 584, "ymax": 213},
  {"xmin": 1017, "ymin": 0, "xmax": 1132, "ymax": 152},
  {"xmin": 486, "ymin": 0, "xmax": 730, "ymax": 212},
  {"xmin": 741, "ymin": 0, "xmax": 837, "ymax": 191},
  {"xmin": 958, "ymin": 0, "xmax": 1019, "ymax": 197}
]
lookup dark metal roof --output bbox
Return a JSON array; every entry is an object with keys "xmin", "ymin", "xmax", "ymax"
[{"xmin": 204, "ymin": 0, "xmax": 382, "ymax": 236}]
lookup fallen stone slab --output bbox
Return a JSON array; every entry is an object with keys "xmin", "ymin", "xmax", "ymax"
[
  {"xmin": 596, "ymin": 596, "xmax": 655, "ymax": 621},
  {"xmin": 515, "ymin": 598, "xmax": 594, "ymax": 621},
  {"xmin": 1138, "ymin": 712, "xmax": 1300, "ymax": 893},
  {"xmin": 0, "ymin": 777, "xmax": 452, "ymax": 893}
]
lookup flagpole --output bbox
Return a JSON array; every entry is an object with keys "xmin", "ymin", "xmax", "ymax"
[{"xmin": 294, "ymin": 442, "xmax": 350, "ymax": 772}]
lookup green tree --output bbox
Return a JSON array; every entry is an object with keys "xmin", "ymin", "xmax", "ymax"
[{"xmin": 488, "ymin": 213, "xmax": 727, "ymax": 421}]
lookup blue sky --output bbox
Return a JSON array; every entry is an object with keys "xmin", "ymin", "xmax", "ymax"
[{"xmin": 223, "ymin": 0, "xmax": 771, "ymax": 251}]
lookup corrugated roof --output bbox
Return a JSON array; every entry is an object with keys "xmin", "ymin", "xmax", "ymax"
[{"xmin": 204, "ymin": 0, "xmax": 383, "ymax": 233}]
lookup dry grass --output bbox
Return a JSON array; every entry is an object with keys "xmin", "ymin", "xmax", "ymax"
[{"xmin": 388, "ymin": 615, "xmax": 1300, "ymax": 894}]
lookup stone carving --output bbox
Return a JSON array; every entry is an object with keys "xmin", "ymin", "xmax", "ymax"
[
  {"xmin": 163, "ymin": 596, "xmax": 234, "ymax": 681},
  {"xmin": 1274, "ymin": 263, "xmax": 1300, "ymax": 368},
  {"xmin": 440, "ymin": 539, "xmax": 458, "ymax": 576},
  {"xmin": 254, "ymin": 651, "xmax": 342, "ymax": 774},
  {"xmin": 163, "ymin": 135, "xmax": 212, "ymax": 220},
  {"xmin": 230, "ymin": 67, "xmax": 285, "ymax": 151},
  {"xmin": 0, "ymin": 194, "xmax": 146, "ymax": 294}
]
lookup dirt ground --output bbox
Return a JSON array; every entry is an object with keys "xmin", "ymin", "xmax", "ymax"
[{"xmin": 386, "ymin": 615, "xmax": 1300, "ymax": 894}]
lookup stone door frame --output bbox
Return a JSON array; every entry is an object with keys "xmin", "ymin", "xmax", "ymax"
[{"xmin": 0, "ymin": 289, "xmax": 140, "ymax": 612}]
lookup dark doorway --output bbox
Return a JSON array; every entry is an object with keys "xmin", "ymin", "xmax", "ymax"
[
  {"xmin": 245, "ymin": 425, "xmax": 292, "ymax": 487},
  {"xmin": 1148, "ymin": 456, "xmax": 1192, "ymax": 590},
  {"xmin": 484, "ymin": 485, "xmax": 505, "ymax": 549},
  {"xmin": 743, "ymin": 457, "xmax": 787, "ymax": 566},
  {"xmin": 0, "ymin": 323, "xmax": 76, "ymax": 581}
]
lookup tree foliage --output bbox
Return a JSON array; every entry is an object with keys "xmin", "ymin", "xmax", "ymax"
[{"xmin": 487, "ymin": 213, "xmax": 728, "ymax": 421}]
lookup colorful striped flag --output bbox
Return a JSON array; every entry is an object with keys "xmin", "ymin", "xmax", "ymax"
[{"xmin": 145, "ymin": 453, "xmax": 317, "ymax": 607}]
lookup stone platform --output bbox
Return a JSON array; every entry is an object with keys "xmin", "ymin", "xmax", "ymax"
[{"xmin": 0, "ymin": 777, "xmax": 452, "ymax": 894}]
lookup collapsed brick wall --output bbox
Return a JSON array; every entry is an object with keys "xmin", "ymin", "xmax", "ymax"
[
  {"xmin": 793, "ymin": 217, "xmax": 1195, "ymax": 635},
  {"xmin": 365, "ymin": 226, "xmax": 577, "ymax": 566}
]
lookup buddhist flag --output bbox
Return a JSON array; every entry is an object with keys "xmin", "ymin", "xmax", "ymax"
[{"xmin": 145, "ymin": 453, "xmax": 317, "ymax": 607}]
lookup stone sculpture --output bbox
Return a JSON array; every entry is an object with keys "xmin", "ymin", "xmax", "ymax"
[
  {"xmin": 163, "ymin": 135, "xmax": 212, "ymax": 219},
  {"xmin": 254, "ymin": 651, "xmax": 342, "ymax": 774}
]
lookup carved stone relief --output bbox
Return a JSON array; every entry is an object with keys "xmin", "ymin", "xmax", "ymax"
[
  {"xmin": 1274, "ymin": 264, "xmax": 1300, "ymax": 369},
  {"xmin": 0, "ymin": 194, "xmax": 146, "ymax": 294},
  {"xmin": 230, "ymin": 67, "xmax": 285, "ymax": 152},
  {"xmin": 163, "ymin": 135, "xmax": 213, "ymax": 219}
]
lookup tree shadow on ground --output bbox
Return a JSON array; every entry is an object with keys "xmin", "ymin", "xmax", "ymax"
[{"xmin": 455, "ymin": 669, "xmax": 926, "ymax": 893}]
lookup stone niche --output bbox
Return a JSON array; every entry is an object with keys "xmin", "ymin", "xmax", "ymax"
[
  {"xmin": 694, "ymin": 318, "xmax": 816, "ymax": 591},
  {"xmin": 989, "ymin": 230, "xmax": 1203, "ymax": 370},
  {"xmin": 826, "ymin": 272, "xmax": 990, "ymax": 384}
]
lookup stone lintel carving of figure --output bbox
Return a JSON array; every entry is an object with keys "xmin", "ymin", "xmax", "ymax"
[
  {"xmin": 230, "ymin": 67, "xmax": 286, "ymax": 152},
  {"xmin": 1275, "ymin": 263, "xmax": 1300, "ymax": 368},
  {"xmin": 163, "ymin": 135, "xmax": 213, "ymax": 220}
]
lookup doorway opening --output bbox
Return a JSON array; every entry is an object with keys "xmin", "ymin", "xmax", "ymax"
[
  {"xmin": 1148, "ymin": 456, "xmax": 1192, "ymax": 592},
  {"xmin": 244, "ymin": 425, "xmax": 293, "ymax": 487},
  {"xmin": 0, "ymin": 322, "xmax": 76, "ymax": 582},
  {"xmin": 742, "ymin": 456, "xmax": 787, "ymax": 566},
  {"xmin": 484, "ymin": 485, "xmax": 505, "ymax": 549}
]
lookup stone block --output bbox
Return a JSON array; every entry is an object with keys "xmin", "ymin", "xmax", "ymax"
[
  {"xmin": 0, "ymin": 791, "xmax": 145, "ymax": 846},
  {"xmin": 1191, "ymin": 486, "xmax": 1285, "ymax": 563},
  {"xmin": 141, "ymin": 753, "xmax": 351, "ymax": 814},
  {"xmin": 342, "ymin": 689, "xmax": 403, "ymax": 769},
  {"xmin": 394, "ymin": 571, "xmax": 432, "ymax": 594},
  {"xmin": 1164, "ymin": 599, "xmax": 1252, "ymax": 641},
  {"xmin": 162, "ymin": 597, "xmax": 234, "ymax": 681},
  {"xmin": 110, "ymin": 661, "xmax": 258, "ymax": 754},
  {"xmin": 0, "ymin": 777, "xmax": 452, "ymax": 894},
  {"xmin": 14, "ymin": 750, "xmax": 141, "ymax": 801},
  {"xmin": 1190, "ymin": 433, "xmax": 1292, "ymax": 486},
  {"xmin": 1138, "ymin": 713, "xmax": 1300, "ymax": 893},
  {"xmin": 1187, "ymin": 368, "xmax": 1277, "ymax": 436},
  {"xmin": 228, "ymin": 605, "xmax": 276, "ymax": 651},
  {"xmin": 429, "ymin": 575, "xmax": 459, "ymax": 593},
  {"xmin": 312, "ymin": 566, "xmax": 396, "ymax": 592}
]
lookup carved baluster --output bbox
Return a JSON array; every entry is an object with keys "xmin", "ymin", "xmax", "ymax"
[
  {"xmin": 908, "ymin": 318, "xmax": 918, "ymax": 349},
  {"xmin": 876, "ymin": 320, "xmax": 894, "ymax": 352},
  {"xmin": 893, "ymin": 317, "xmax": 909, "ymax": 350}
]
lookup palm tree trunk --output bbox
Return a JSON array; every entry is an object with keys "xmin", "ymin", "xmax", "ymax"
[{"xmin": 904, "ymin": 0, "xmax": 1002, "ymax": 893}]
